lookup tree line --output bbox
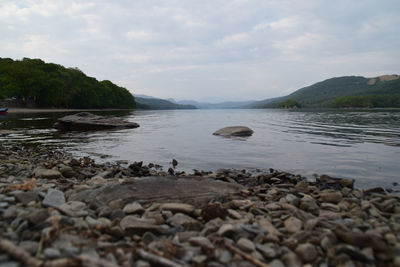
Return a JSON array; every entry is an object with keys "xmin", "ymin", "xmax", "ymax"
[{"xmin": 0, "ymin": 57, "xmax": 135, "ymax": 109}]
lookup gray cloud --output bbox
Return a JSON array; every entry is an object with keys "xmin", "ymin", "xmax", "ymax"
[{"xmin": 1, "ymin": 0, "xmax": 399, "ymax": 102}]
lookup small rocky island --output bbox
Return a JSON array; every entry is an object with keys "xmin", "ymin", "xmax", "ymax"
[
  {"xmin": 0, "ymin": 144, "xmax": 399, "ymax": 266},
  {"xmin": 213, "ymin": 126, "xmax": 254, "ymax": 137},
  {"xmin": 54, "ymin": 112, "xmax": 139, "ymax": 131}
]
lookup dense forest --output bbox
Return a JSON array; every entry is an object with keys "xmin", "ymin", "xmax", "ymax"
[
  {"xmin": 332, "ymin": 95, "xmax": 400, "ymax": 108},
  {"xmin": 0, "ymin": 57, "xmax": 135, "ymax": 109},
  {"xmin": 251, "ymin": 75, "xmax": 400, "ymax": 108}
]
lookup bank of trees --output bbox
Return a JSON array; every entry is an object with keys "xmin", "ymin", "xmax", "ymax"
[
  {"xmin": 0, "ymin": 57, "xmax": 135, "ymax": 109},
  {"xmin": 332, "ymin": 95, "xmax": 400, "ymax": 108}
]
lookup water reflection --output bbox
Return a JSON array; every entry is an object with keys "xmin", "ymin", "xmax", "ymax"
[{"xmin": 0, "ymin": 109, "xmax": 399, "ymax": 188}]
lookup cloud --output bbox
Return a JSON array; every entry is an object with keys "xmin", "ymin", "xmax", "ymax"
[{"xmin": 0, "ymin": 0, "xmax": 399, "ymax": 101}]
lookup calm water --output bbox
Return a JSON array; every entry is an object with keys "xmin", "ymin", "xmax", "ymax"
[{"xmin": 1, "ymin": 109, "xmax": 400, "ymax": 188}]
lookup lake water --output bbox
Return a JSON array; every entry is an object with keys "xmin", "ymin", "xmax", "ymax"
[{"xmin": 1, "ymin": 109, "xmax": 400, "ymax": 189}]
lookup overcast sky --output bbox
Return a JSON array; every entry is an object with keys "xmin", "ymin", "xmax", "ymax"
[{"xmin": 1, "ymin": 0, "xmax": 399, "ymax": 102}]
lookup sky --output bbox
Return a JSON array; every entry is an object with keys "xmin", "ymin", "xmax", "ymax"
[{"xmin": 1, "ymin": 0, "xmax": 399, "ymax": 103}]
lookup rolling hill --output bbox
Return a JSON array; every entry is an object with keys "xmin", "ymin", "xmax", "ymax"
[
  {"xmin": 135, "ymin": 96, "xmax": 196, "ymax": 110},
  {"xmin": 251, "ymin": 75, "xmax": 400, "ymax": 108}
]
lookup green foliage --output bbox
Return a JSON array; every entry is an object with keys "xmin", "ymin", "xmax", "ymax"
[
  {"xmin": 277, "ymin": 99, "xmax": 301, "ymax": 109},
  {"xmin": 135, "ymin": 97, "xmax": 196, "ymax": 110},
  {"xmin": 255, "ymin": 76, "xmax": 400, "ymax": 108},
  {"xmin": 332, "ymin": 95, "xmax": 400, "ymax": 108},
  {"xmin": 0, "ymin": 57, "xmax": 135, "ymax": 109}
]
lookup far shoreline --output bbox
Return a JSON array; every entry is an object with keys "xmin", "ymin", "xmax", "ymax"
[{"xmin": 6, "ymin": 108, "xmax": 135, "ymax": 114}]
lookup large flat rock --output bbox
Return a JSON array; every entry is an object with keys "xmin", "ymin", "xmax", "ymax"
[
  {"xmin": 68, "ymin": 176, "xmax": 243, "ymax": 205},
  {"xmin": 54, "ymin": 112, "xmax": 139, "ymax": 131}
]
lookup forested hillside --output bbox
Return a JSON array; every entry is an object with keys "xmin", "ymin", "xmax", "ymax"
[
  {"xmin": 135, "ymin": 96, "xmax": 196, "ymax": 110},
  {"xmin": 252, "ymin": 75, "xmax": 400, "ymax": 108},
  {"xmin": 0, "ymin": 57, "xmax": 135, "ymax": 109}
]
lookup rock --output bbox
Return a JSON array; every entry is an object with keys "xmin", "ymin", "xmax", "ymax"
[
  {"xmin": 256, "ymin": 244, "xmax": 277, "ymax": 258},
  {"xmin": 25, "ymin": 209, "xmax": 49, "ymax": 224},
  {"xmin": 270, "ymin": 259, "xmax": 285, "ymax": 267},
  {"xmin": 213, "ymin": 126, "xmax": 254, "ymax": 137},
  {"xmin": 70, "ymin": 176, "xmax": 242, "ymax": 206},
  {"xmin": 295, "ymin": 180, "xmax": 309, "ymax": 192},
  {"xmin": 320, "ymin": 190, "xmax": 343, "ymax": 203},
  {"xmin": 237, "ymin": 237, "xmax": 255, "ymax": 252},
  {"xmin": 200, "ymin": 202, "xmax": 228, "ymax": 221},
  {"xmin": 19, "ymin": 241, "xmax": 39, "ymax": 255},
  {"xmin": 282, "ymin": 252, "xmax": 302, "ymax": 267},
  {"xmin": 189, "ymin": 236, "xmax": 214, "ymax": 250},
  {"xmin": 218, "ymin": 224, "xmax": 236, "ymax": 237},
  {"xmin": 284, "ymin": 217, "xmax": 303, "ymax": 233},
  {"xmin": 59, "ymin": 201, "xmax": 88, "ymax": 217},
  {"xmin": 123, "ymin": 202, "xmax": 145, "ymax": 215},
  {"xmin": 161, "ymin": 203, "xmax": 195, "ymax": 214},
  {"xmin": 295, "ymin": 243, "xmax": 318, "ymax": 262},
  {"xmin": 54, "ymin": 112, "xmax": 140, "ymax": 131},
  {"xmin": 44, "ymin": 248, "xmax": 62, "ymax": 259},
  {"xmin": 14, "ymin": 191, "xmax": 38, "ymax": 205},
  {"xmin": 42, "ymin": 189, "xmax": 65, "ymax": 208},
  {"xmin": 108, "ymin": 199, "xmax": 124, "ymax": 210},
  {"xmin": 120, "ymin": 216, "xmax": 168, "ymax": 235},
  {"xmin": 40, "ymin": 169, "xmax": 62, "ymax": 179},
  {"xmin": 334, "ymin": 227, "xmax": 387, "ymax": 250},
  {"xmin": 167, "ymin": 213, "xmax": 203, "ymax": 231}
]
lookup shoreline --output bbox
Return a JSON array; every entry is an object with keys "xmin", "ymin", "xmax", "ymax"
[
  {"xmin": 6, "ymin": 108, "xmax": 134, "ymax": 114},
  {"xmin": 0, "ymin": 144, "xmax": 399, "ymax": 266}
]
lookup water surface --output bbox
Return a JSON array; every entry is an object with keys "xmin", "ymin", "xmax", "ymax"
[{"xmin": 1, "ymin": 109, "xmax": 399, "ymax": 188}]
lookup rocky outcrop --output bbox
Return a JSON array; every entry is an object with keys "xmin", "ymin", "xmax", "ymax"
[
  {"xmin": 53, "ymin": 112, "xmax": 139, "ymax": 131},
  {"xmin": 213, "ymin": 126, "xmax": 254, "ymax": 137}
]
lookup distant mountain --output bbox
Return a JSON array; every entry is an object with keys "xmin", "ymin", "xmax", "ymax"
[
  {"xmin": 252, "ymin": 75, "xmax": 400, "ymax": 108},
  {"xmin": 177, "ymin": 99, "xmax": 255, "ymax": 109},
  {"xmin": 135, "ymin": 96, "xmax": 196, "ymax": 110}
]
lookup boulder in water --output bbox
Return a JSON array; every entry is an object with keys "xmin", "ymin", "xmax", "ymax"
[
  {"xmin": 54, "ymin": 112, "xmax": 139, "ymax": 131},
  {"xmin": 213, "ymin": 126, "xmax": 254, "ymax": 137}
]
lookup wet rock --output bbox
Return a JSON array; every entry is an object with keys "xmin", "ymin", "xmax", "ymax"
[
  {"xmin": 189, "ymin": 236, "xmax": 214, "ymax": 250},
  {"xmin": 218, "ymin": 224, "xmax": 236, "ymax": 237},
  {"xmin": 37, "ymin": 169, "xmax": 62, "ymax": 179},
  {"xmin": 42, "ymin": 189, "xmax": 65, "ymax": 208},
  {"xmin": 270, "ymin": 259, "xmax": 285, "ymax": 267},
  {"xmin": 54, "ymin": 112, "xmax": 140, "ymax": 131},
  {"xmin": 213, "ymin": 126, "xmax": 254, "ymax": 137},
  {"xmin": 281, "ymin": 252, "xmax": 302, "ymax": 267}
]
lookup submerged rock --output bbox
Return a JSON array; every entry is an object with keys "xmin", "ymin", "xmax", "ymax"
[
  {"xmin": 213, "ymin": 126, "xmax": 254, "ymax": 137},
  {"xmin": 54, "ymin": 112, "xmax": 139, "ymax": 131}
]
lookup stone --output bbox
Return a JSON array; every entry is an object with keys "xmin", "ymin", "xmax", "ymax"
[
  {"xmin": 189, "ymin": 236, "xmax": 214, "ymax": 250},
  {"xmin": 39, "ymin": 169, "xmax": 62, "ymax": 179},
  {"xmin": 282, "ymin": 252, "xmax": 302, "ymax": 267},
  {"xmin": 284, "ymin": 216, "xmax": 303, "ymax": 233},
  {"xmin": 213, "ymin": 126, "xmax": 254, "ymax": 137},
  {"xmin": 42, "ymin": 189, "xmax": 65, "ymax": 208},
  {"xmin": 320, "ymin": 190, "xmax": 343, "ymax": 204},
  {"xmin": 295, "ymin": 243, "xmax": 318, "ymax": 262},
  {"xmin": 160, "ymin": 203, "xmax": 195, "ymax": 214},
  {"xmin": 227, "ymin": 209, "xmax": 242, "ymax": 219},
  {"xmin": 167, "ymin": 213, "xmax": 203, "ymax": 231},
  {"xmin": 19, "ymin": 241, "xmax": 39, "ymax": 255},
  {"xmin": 270, "ymin": 259, "xmax": 285, "ymax": 267},
  {"xmin": 120, "ymin": 216, "xmax": 168, "ymax": 235},
  {"xmin": 25, "ymin": 209, "xmax": 49, "ymax": 224},
  {"xmin": 123, "ymin": 202, "xmax": 145, "ymax": 215},
  {"xmin": 59, "ymin": 201, "xmax": 88, "ymax": 217},
  {"xmin": 88, "ymin": 176, "xmax": 106, "ymax": 187},
  {"xmin": 237, "ymin": 237, "xmax": 255, "ymax": 252},
  {"xmin": 44, "ymin": 248, "xmax": 62, "ymax": 259},
  {"xmin": 200, "ymin": 202, "xmax": 228, "ymax": 221},
  {"xmin": 54, "ymin": 112, "xmax": 140, "ymax": 131},
  {"xmin": 108, "ymin": 198, "xmax": 124, "ymax": 210},
  {"xmin": 14, "ymin": 192, "xmax": 38, "ymax": 205},
  {"xmin": 256, "ymin": 244, "xmax": 277, "ymax": 258},
  {"xmin": 218, "ymin": 224, "xmax": 236, "ymax": 237},
  {"xmin": 295, "ymin": 180, "xmax": 309, "ymax": 192}
]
